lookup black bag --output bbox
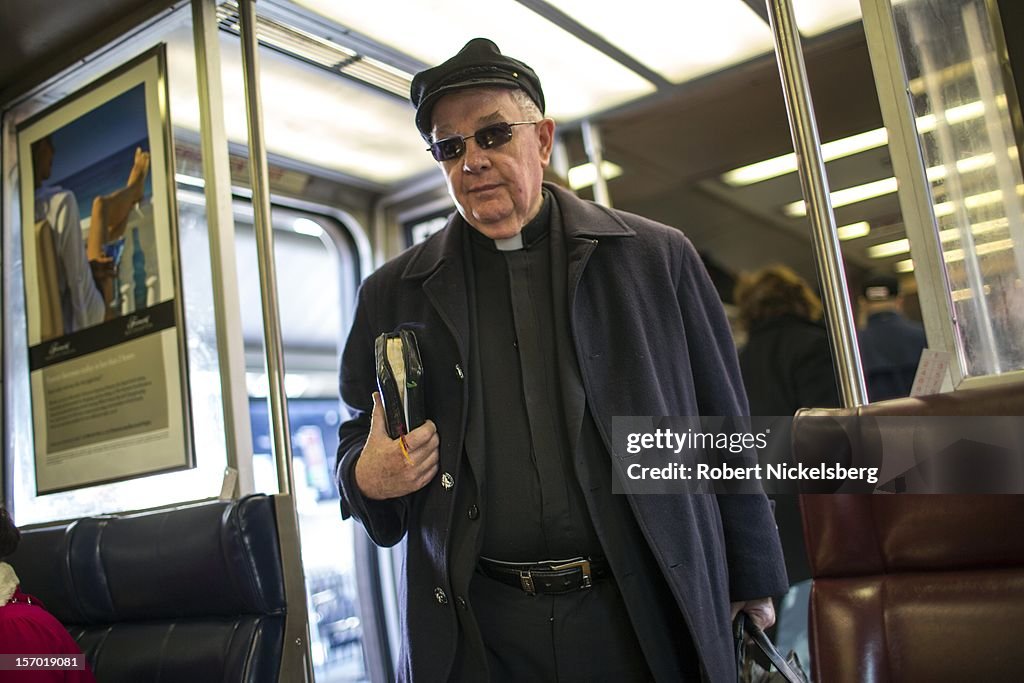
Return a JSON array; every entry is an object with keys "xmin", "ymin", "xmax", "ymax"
[
  {"xmin": 734, "ymin": 613, "xmax": 809, "ymax": 683},
  {"xmin": 375, "ymin": 329, "xmax": 425, "ymax": 439}
]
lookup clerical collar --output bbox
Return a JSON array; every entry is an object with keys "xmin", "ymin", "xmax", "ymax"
[{"xmin": 468, "ymin": 189, "xmax": 551, "ymax": 252}]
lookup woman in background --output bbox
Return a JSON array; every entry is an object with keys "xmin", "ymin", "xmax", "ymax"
[{"xmin": 735, "ymin": 264, "xmax": 840, "ymax": 416}]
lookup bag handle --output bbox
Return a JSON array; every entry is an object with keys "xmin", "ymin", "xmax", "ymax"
[{"xmin": 734, "ymin": 612, "xmax": 804, "ymax": 683}]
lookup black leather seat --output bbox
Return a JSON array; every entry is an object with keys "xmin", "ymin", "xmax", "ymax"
[{"xmin": 8, "ymin": 494, "xmax": 286, "ymax": 682}]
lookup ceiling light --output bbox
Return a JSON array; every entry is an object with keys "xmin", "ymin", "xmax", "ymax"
[
  {"xmin": 895, "ymin": 259, "xmax": 915, "ymax": 273},
  {"xmin": 792, "ymin": 0, "xmax": 862, "ymax": 37},
  {"xmin": 721, "ymin": 97, "xmax": 1008, "ymax": 188},
  {"xmin": 567, "ymin": 160, "xmax": 623, "ymax": 190},
  {"xmin": 785, "ymin": 177, "xmax": 898, "ymax": 216},
  {"xmin": 868, "ymin": 238, "xmax": 911, "ymax": 258},
  {"xmin": 925, "ymin": 153, "xmax": 997, "ymax": 181},
  {"xmin": 545, "ymin": 0, "xmax": 773, "ymax": 84},
  {"xmin": 938, "ymin": 217, "xmax": 1009, "ymax": 244},
  {"xmin": 944, "ymin": 238, "xmax": 1016, "ymax": 263},
  {"xmin": 950, "ymin": 288, "xmax": 974, "ymax": 302},
  {"xmin": 722, "ymin": 128, "xmax": 888, "ymax": 186},
  {"xmin": 837, "ymin": 221, "xmax": 871, "ymax": 240},
  {"xmin": 167, "ymin": 32, "xmax": 436, "ymax": 184},
  {"xmin": 915, "ymin": 97, "xmax": 1005, "ymax": 133},
  {"xmin": 784, "ymin": 160, "xmax": 1019, "ymax": 216},
  {"xmin": 934, "ymin": 185, "xmax": 1023, "ymax": 217},
  {"xmin": 292, "ymin": 0, "xmax": 655, "ymax": 121}
]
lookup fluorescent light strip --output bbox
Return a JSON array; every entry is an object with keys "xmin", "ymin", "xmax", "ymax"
[
  {"xmin": 785, "ymin": 177, "xmax": 898, "ymax": 216},
  {"xmin": 722, "ymin": 129, "xmax": 888, "ymax": 186},
  {"xmin": 895, "ymin": 258, "xmax": 915, "ymax": 273},
  {"xmin": 934, "ymin": 185, "xmax": 1024, "ymax": 218},
  {"xmin": 908, "ymin": 62, "xmax": 974, "ymax": 95},
  {"xmin": 868, "ymin": 238, "xmax": 911, "ymax": 259},
  {"xmin": 950, "ymin": 288, "xmax": 974, "ymax": 302},
  {"xmin": 870, "ymin": 216, "xmax": 1012, "ymax": 259},
  {"xmin": 837, "ymin": 221, "xmax": 870, "ymax": 240},
  {"xmin": 567, "ymin": 160, "xmax": 623, "ymax": 190},
  {"xmin": 938, "ymin": 217, "xmax": 1008, "ymax": 243},
  {"xmin": 722, "ymin": 96, "xmax": 1009, "ymax": 187},
  {"xmin": 943, "ymin": 238, "xmax": 1016, "ymax": 263},
  {"xmin": 925, "ymin": 153, "xmax": 997, "ymax": 181},
  {"xmin": 786, "ymin": 156, "xmax": 1020, "ymax": 217}
]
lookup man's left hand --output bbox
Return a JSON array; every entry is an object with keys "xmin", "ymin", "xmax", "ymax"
[{"xmin": 730, "ymin": 597, "xmax": 775, "ymax": 630}]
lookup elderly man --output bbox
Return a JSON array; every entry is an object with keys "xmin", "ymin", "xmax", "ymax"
[{"xmin": 337, "ymin": 38, "xmax": 787, "ymax": 682}]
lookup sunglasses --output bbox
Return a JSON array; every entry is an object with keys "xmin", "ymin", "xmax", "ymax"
[{"xmin": 427, "ymin": 121, "xmax": 540, "ymax": 162}]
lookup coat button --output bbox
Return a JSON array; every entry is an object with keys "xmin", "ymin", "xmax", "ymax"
[
  {"xmin": 456, "ymin": 596, "xmax": 468, "ymax": 610},
  {"xmin": 455, "ymin": 363, "xmax": 464, "ymax": 380},
  {"xmin": 434, "ymin": 587, "xmax": 448, "ymax": 605},
  {"xmin": 467, "ymin": 504, "xmax": 479, "ymax": 520},
  {"xmin": 441, "ymin": 472, "xmax": 454, "ymax": 489}
]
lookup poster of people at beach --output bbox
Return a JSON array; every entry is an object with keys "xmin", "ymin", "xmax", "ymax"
[{"xmin": 17, "ymin": 46, "xmax": 193, "ymax": 494}]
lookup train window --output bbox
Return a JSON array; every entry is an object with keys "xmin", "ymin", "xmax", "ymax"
[
  {"xmin": 893, "ymin": 0, "xmax": 1024, "ymax": 377},
  {"xmin": 0, "ymin": 12, "xmax": 238, "ymax": 524},
  {"xmin": 228, "ymin": 200, "xmax": 370, "ymax": 681}
]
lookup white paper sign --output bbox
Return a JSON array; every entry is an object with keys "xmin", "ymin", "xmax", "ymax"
[{"xmin": 910, "ymin": 349, "xmax": 952, "ymax": 397}]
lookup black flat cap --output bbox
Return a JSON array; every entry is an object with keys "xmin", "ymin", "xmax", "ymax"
[
  {"xmin": 410, "ymin": 38, "xmax": 545, "ymax": 141},
  {"xmin": 863, "ymin": 273, "xmax": 900, "ymax": 300}
]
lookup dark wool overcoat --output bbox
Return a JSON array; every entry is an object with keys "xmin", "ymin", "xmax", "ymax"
[{"xmin": 337, "ymin": 183, "xmax": 787, "ymax": 682}]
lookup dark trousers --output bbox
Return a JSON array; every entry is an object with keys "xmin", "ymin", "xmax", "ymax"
[{"xmin": 460, "ymin": 571, "xmax": 653, "ymax": 682}]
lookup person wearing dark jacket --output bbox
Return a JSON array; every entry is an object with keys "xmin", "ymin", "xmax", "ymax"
[
  {"xmin": 735, "ymin": 265, "xmax": 840, "ymax": 586},
  {"xmin": 336, "ymin": 38, "xmax": 787, "ymax": 682},
  {"xmin": 735, "ymin": 265, "xmax": 840, "ymax": 417},
  {"xmin": 858, "ymin": 273, "xmax": 927, "ymax": 402}
]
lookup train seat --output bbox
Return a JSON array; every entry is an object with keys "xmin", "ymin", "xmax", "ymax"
[
  {"xmin": 794, "ymin": 383, "xmax": 1024, "ymax": 681},
  {"xmin": 7, "ymin": 494, "xmax": 286, "ymax": 682}
]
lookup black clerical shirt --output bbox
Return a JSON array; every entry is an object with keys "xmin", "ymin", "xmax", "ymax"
[{"xmin": 467, "ymin": 191, "xmax": 602, "ymax": 561}]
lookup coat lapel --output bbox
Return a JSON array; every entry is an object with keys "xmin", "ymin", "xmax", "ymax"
[{"xmin": 403, "ymin": 215, "xmax": 471, "ymax": 366}]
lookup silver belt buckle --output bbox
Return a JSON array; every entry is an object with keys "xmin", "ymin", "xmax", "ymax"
[
  {"xmin": 549, "ymin": 557, "xmax": 593, "ymax": 589},
  {"xmin": 519, "ymin": 570, "xmax": 536, "ymax": 595}
]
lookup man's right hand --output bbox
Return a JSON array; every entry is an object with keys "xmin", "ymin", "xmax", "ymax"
[{"xmin": 354, "ymin": 392, "xmax": 440, "ymax": 500}]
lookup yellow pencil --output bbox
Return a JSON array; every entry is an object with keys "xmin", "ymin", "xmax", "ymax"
[{"xmin": 398, "ymin": 435, "xmax": 413, "ymax": 465}]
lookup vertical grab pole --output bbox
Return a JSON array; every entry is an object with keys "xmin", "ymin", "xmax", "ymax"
[
  {"xmin": 766, "ymin": 0, "xmax": 868, "ymax": 408},
  {"xmin": 237, "ymin": 0, "xmax": 294, "ymax": 493},
  {"xmin": 238, "ymin": 1, "xmax": 314, "ymax": 680}
]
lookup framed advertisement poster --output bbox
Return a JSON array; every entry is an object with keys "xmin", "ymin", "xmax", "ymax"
[{"xmin": 16, "ymin": 45, "xmax": 193, "ymax": 494}]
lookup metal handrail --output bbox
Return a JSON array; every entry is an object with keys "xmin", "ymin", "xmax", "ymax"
[
  {"xmin": 238, "ymin": 0, "xmax": 313, "ymax": 679},
  {"xmin": 766, "ymin": 0, "xmax": 868, "ymax": 408}
]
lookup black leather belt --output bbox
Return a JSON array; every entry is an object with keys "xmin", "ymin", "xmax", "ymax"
[{"xmin": 477, "ymin": 556, "xmax": 610, "ymax": 596}]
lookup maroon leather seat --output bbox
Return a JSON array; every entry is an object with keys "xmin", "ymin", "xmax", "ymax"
[{"xmin": 795, "ymin": 383, "xmax": 1024, "ymax": 682}]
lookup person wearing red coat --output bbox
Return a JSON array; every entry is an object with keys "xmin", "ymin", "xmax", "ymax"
[{"xmin": 0, "ymin": 508, "xmax": 96, "ymax": 683}]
